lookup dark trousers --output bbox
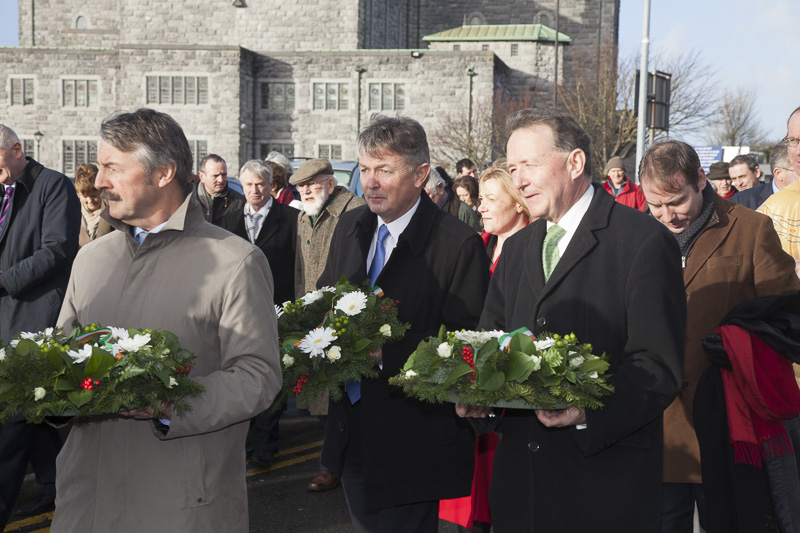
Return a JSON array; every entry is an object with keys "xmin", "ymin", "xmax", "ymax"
[
  {"xmin": 247, "ymin": 409, "xmax": 281, "ymax": 458},
  {"xmin": 0, "ymin": 419, "xmax": 61, "ymax": 525},
  {"xmin": 338, "ymin": 400, "xmax": 438, "ymax": 533},
  {"xmin": 660, "ymin": 482, "xmax": 707, "ymax": 533}
]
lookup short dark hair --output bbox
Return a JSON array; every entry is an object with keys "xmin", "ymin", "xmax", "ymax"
[
  {"xmin": 266, "ymin": 160, "xmax": 287, "ymax": 190},
  {"xmin": 770, "ymin": 142, "xmax": 790, "ymax": 170},
  {"xmin": 506, "ymin": 108, "xmax": 593, "ymax": 177},
  {"xmin": 357, "ymin": 114, "xmax": 430, "ymax": 170},
  {"xmin": 456, "ymin": 158, "xmax": 476, "ymax": 174},
  {"xmin": 100, "ymin": 108, "xmax": 192, "ymax": 189},
  {"xmin": 729, "ymin": 154, "xmax": 758, "ymax": 173},
  {"xmin": 638, "ymin": 140, "xmax": 702, "ymax": 193},
  {"xmin": 200, "ymin": 154, "xmax": 226, "ymax": 173},
  {"xmin": 454, "ymin": 176, "xmax": 479, "ymax": 206}
]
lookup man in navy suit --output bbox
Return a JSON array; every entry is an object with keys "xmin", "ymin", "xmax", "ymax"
[{"xmin": 465, "ymin": 108, "xmax": 686, "ymax": 532}]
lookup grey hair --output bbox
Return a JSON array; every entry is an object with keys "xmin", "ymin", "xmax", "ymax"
[
  {"xmin": 240, "ymin": 159, "xmax": 273, "ymax": 186},
  {"xmin": 265, "ymin": 151, "xmax": 292, "ymax": 174},
  {"xmin": 357, "ymin": 114, "xmax": 430, "ymax": 170},
  {"xmin": 506, "ymin": 108, "xmax": 593, "ymax": 178},
  {"xmin": 100, "ymin": 108, "xmax": 192, "ymax": 189},
  {"xmin": 425, "ymin": 166, "xmax": 444, "ymax": 194},
  {"xmin": 770, "ymin": 142, "xmax": 790, "ymax": 170},
  {"xmin": 0, "ymin": 125, "xmax": 20, "ymax": 151}
]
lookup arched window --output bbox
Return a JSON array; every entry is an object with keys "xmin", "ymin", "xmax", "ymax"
[
  {"xmin": 467, "ymin": 12, "xmax": 485, "ymax": 26},
  {"xmin": 75, "ymin": 16, "xmax": 88, "ymax": 30},
  {"xmin": 536, "ymin": 11, "xmax": 552, "ymax": 27}
]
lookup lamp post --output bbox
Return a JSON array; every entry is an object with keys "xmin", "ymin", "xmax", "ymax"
[{"xmin": 34, "ymin": 129, "xmax": 44, "ymax": 161}]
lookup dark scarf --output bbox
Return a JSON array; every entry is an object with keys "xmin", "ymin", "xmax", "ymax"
[{"xmin": 673, "ymin": 184, "xmax": 716, "ymax": 257}]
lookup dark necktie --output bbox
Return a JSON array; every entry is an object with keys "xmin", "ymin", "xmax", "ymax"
[{"xmin": 0, "ymin": 186, "xmax": 15, "ymax": 233}]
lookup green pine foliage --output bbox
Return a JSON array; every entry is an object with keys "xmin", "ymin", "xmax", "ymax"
[{"xmin": 0, "ymin": 324, "xmax": 204, "ymax": 424}]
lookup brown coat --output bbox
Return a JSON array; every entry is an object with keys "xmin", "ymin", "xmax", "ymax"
[
  {"xmin": 51, "ymin": 195, "xmax": 282, "ymax": 532},
  {"xmin": 663, "ymin": 196, "xmax": 799, "ymax": 483}
]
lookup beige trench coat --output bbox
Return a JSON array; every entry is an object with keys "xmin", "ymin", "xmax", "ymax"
[{"xmin": 51, "ymin": 195, "xmax": 281, "ymax": 533}]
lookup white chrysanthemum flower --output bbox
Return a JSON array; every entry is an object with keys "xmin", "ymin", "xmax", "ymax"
[
  {"xmin": 405, "ymin": 370, "xmax": 418, "ymax": 378},
  {"xmin": 283, "ymin": 354, "xmax": 294, "ymax": 367},
  {"xmin": 43, "ymin": 327, "xmax": 54, "ymax": 338},
  {"xmin": 299, "ymin": 327, "xmax": 338, "ymax": 357},
  {"xmin": 301, "ymin": 290, "xmax": 324, "ymax": 306},
  {"xmin": 529, "ymin": 354, "xmax": 542, "ymax": 371},
  {"xmin": 379, "ymin": 324, "xmax": 392, "ymax": 337},
  {"xmin": 534, "ymin": 338, "xmax": 556, "ymax": 351},
  {"xmin": 167, "ymin": 377, "xmax": 178, "ymax": 389},
  {"xmin": 34, "ymin": 387, "xmax": 46, "ymax": 401},
  {"xmin": 20, "ymin": 331, "xmax": 48, "ymax": 347},
  {"xmin": 319, "ymin": 286, "xmax": 336, "ymax": 294},
  {"xmin": 109, "ymin": 327, "xmax": 130, "ymax": 341},
  {"xmin": 0, "ymin": 348, "xmax": 5, "ymax": 360},
  {"xmin": 274, "ymin": 305, "xmax": 284, "ymax": 318},
  {"xmin": 587, "ymin": 371, "xmax": 599, "ymax": 379},
  {"xmin": 116, "ymin": 333, "xmax": 152, "ymax": 353},
  {"xmin": 68, "ymin": 344, "xmax": 94, "ymax": 364},
  {"xmin": 20, "ymin": 332, "xmax": 37, "ymax": 341},
  {"xmin": 437, "ymin": 342, "xmax": 453, "ymax": 358},
  {"xmin": 570, "ymin": 356, "xmax": 585, "ymax": 368},
  {"xmin": 335, "ymin": 291, "xmax": 368, "ymax": 316},
  {"xmin": 327, "ymin": 346, "xmax": 342, "ymax": 361},
  {"xmin": 454, "ymin": 330, "xmax": 504, "ymax": 349}
]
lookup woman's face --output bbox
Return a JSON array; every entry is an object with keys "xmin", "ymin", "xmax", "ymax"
[
  {"xmin": 456, "ymin": 185, "xmax": 474, "ymax": 207},
  {"xmin": 78, "ymin": 191, "xmax": 103, "ymax": 212},
  {"xmin": 478, "ymin": 179, "xmax": 524, "ymax": 236}
]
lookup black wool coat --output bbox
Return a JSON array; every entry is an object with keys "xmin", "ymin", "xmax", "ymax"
[
  {"xmin": 234, "ymin": 201, "xmax": 299, "ymax": 305},
  {"xmin": 318, "ymin": 192, "xmax": 490, "ymax": 512},
  {"xmin": 480, "ymin": 188, "xmax": 686, "ymax": 532},
  {"xmin": 0, "ymin": 158, "xmax": 80, "ymax": 342}
]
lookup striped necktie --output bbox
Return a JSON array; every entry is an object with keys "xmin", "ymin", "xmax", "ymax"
[
  {"xmin": 249, "ymin": 212, "xmax": 263, "ymax": 243},
  {"xmin": 0, "ymin": 186, "xmax": 15, "ymax": 233}
]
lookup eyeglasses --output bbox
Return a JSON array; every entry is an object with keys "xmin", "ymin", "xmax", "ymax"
[
  {"xmin": 782, "ymin": 136, "xmax": 800, "ymax": 148},
  {"xmin": 296, "ymin": 177, "xmax": 332, "ymax": 191}
]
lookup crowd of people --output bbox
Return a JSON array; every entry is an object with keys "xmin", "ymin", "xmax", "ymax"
[{"xmin": 0, "ymin": 103, "xmax": 799, "ymax": 533}]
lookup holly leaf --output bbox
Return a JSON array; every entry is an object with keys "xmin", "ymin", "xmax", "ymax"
[
  {"xmin": 68, "ymin": 389, "xmax": 92, "ymax": 408},
  {"xmin": 479, "ymin": 370, "xmax": 505, "ymax": 391},
  {"xmin": 580, "ymin": 359, "xmax": 610, "ymax": 374},
  {"xmin": 506, "ymin": 351, "xmax": 536, "ymax": 382},
  {"xmin": 83, "ymin": 350, "xmax": 116, "ymax": 380},
  {"xmin": 442, "ymin": 362, "xmax": 473, "ymax": 388},
  {"xmin": 509, "ymin": 332, "xmax": 535, "ymax": 354}
]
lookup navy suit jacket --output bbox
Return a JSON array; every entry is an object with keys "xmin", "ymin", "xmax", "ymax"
[
  {"xmin": 0, "ymin": 158, "xmax": 80, "ymax": 342},
  {"xmin": 730, "ymin": 182, "xmax": 773, "ymax": 210},
  {"xmin": 481, "ymin": 187, "xmax": 686, "ymax": 532}
]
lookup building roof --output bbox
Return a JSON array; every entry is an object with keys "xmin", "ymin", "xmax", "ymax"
[{"xmin": 422, "ymin": 24, "xmax": 572, "ymax": 44}]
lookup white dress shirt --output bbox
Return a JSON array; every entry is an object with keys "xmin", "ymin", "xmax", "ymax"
[
  {"xmin": 545, "ymin": 184, "xmax": 594, "ymax": 257},
  {"xmin": 244, "ymin": 197, "xmax": 273, "ymax": 242}
]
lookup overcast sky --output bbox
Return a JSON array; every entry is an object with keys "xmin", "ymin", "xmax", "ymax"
[{"xmin": 0, "ymin": 0, "xmax": 795, "ymax": 146}]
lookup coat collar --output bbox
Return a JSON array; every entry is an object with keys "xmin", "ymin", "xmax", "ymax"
[
  {"xmin": 526, "ymin": 187, "xmax": 612, "ymax": 302},
  {"xmin": 683, "ymin": 195, "xmax": 734, "ymax": 287},
  {"xmin": 253, "ymin": 200, "xmax": 283, "ymax": 246},
  {"xmin": 13, "ymin": 157, "xmax": 43, "ymax": 192},
  {"xmin": 103, "ymin": 192, "xmax": 202, "ymax": 241}
]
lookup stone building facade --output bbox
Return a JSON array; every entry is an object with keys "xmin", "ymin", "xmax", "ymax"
[{"xmin": 3, "ymin": 0, "xmax": 619, "ymax": 175}]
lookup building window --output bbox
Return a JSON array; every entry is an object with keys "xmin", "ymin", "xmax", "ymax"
[
  {"xmin": 63, "ymin": 79, "xmax": 98, "ymax": 107},
  {"xmin": 260, "ymin": 142, "xmax": 294, "ymax": 159},
  {"xmin": 146, "ymin": 76, "xmax": 209, "ymax": 105},
  {"xmin": 10, "ymin": 78, "xmax": 34, "ymax": 106},
  {"xmin": 260, "ymin": 82, "xmax": 295, "ymax": 111},
  {"xmin": 453, "ymin": 44, "xmax": 460, "ymax": 51},
  {"xmin": 75, "ymin": 16, "xmax": 88, "ymax": 29},
  {"xmin": 313, "ymin": 83, "xmax": 349, "ymax": 111},
  {"xmin": 22, "ymin": 139, "xmax": 35, "ymax": 158},
  {"xmin": 511, "ymin": 44, "xmax": 519, "ymax": 57},
  {"xmin": 368, "ymin": 83, "xmax": 405, "ymax": 111},
  {"xmin": 318, "ymin": 144, "xmax": 342, "ymax": 160},
  {"xmin": 482, "ymin": 44, "xmax": 489, "ymax": 51},
  {"xmin": 63, "ymin": 140, "xmax": 98, "ymax": 177},
  {"xmin": 188, "ymin": 140, "xmax": 208, "ymax": 174}
]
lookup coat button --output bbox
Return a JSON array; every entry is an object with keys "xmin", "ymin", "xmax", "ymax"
[
  {"xmin": 338, "ymin": 422, "xmax": 346, "ymax": 431},
  {"xmin": 681, "ymin": 381, "xmax": 690, "ymax": 390},
  {"xmin": 528, "ymin": 441, "xmax": 540, "ymax": 452},
  {"xmin": 197, "ymin": 497, "xmax": 203, "ymax": 503},
  {"xmin": 536, "ymin": 317, "xmax": 546, "ymax": 327},
  {"xmin": 307, "ymin": 239, "xmax": 311, "ymax": 245}
]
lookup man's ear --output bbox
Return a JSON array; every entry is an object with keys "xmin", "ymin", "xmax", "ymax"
[
  {"xmin": 414, "ymin": 163, "xmax": 431, "ymax": 189},
  {"xmin": 567, "ymin": 149, "xmax": 586, "ymax": 181},
  {"xmin": 155, "ymin": 163, "xmax": 178, "ymax": 189}
]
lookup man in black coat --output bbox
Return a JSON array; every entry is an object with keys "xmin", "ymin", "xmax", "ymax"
[
  {"xmin": 317, "ymin": 115, "xmax": 490, "ymax": 532},
  {"xmin": 191, "ymin": 154, "xmax": 245, "ymax": 233},
  {"xmin": 465, "ymin": 109, "xmax": 686, "ymax": 532},
  {"xmin": 0, "ymin": 124, "xmax": 81, "ymax": 528},
  {"xmin": 234, "ymin": 159, "xmax": 298, "ymax": 467}
]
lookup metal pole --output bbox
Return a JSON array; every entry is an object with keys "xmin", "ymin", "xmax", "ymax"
[
  {"xmin": 466, "ymin": 66, "xmax": 475, "ymax": 138},
  {"xmin": 553, "ymin": 0, "xmax": 560, "ymax": 108},
  {"xmin": 634, "ymin": 0, "xmax": 651, "ymax": 184},
  {"xmin": 355, "ymin": 66, "xmax": 366, "ymax": 136}
]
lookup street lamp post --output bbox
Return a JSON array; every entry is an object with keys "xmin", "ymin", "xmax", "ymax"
[{"xmin": 34, "ymin": 129, "xmax": 44, "ymax": 161}]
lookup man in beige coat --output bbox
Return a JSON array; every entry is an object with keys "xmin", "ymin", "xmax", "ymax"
[
  {"xmin": 639, "ymin": 140, "xmax": 799, "ymax": 532},
  {"xmin": 51, "ymin": 109, "xmax": 281, "ymax": 533}
]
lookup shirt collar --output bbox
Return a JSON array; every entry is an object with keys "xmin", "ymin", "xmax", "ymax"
[
  {"xmin": 245, "ymin": 196, "xmax": 273, "ymax": 217},
  {"xmin": 547, "ymin": 184, "xmax": 593, "ymax": 234},
  {"xmin": 133, "ymin": 221, "xmax": 168, "ymax": 241},
  {"xmin": 377, "ymin": 195, "xmax": 421, "ymax": 241}
]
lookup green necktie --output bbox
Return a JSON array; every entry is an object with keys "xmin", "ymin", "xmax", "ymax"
[{"xmin": 542, "ymin": 224, "xmax": 566, "ymax": 282}]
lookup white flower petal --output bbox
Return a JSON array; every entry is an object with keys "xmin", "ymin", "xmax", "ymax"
[
  {"xmin": 327, "ymin": 346, "xmax": 342, "ymax": 361},
  {"xmin": 116, "ymin": 333, "xmax": 151, "ymax": 352},
  {"xmin": 282, "ymin": 354, "xmax": 294, "ymax": 367},
  {"xmin": 437, "ymin": 342, "xmax": 453, "ymax": 358},
  {"xmin": 379, "ymin": 324, "xmax": 392, "ymax": 337},
  {"xmin": 299, "ymin": 327, "xmax": 338, "ymax": 357},
  {"xmin": 334, "ymin": 291, "xmax": 368, "ymax": 317},
  {"xmin": 68, "ymin": 344, "xmax": 94, "ymax": 364},
  {"xmin": 34, "ymin": 387, "xmax": 46, "ymax": 401}
]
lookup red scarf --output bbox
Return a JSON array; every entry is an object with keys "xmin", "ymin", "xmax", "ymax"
[{"xmin": 718, "ymin": 325, "xmax": 800, "ymax": 467}]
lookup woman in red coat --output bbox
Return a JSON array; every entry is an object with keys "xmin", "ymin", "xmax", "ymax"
[{"xmin": 439, "ymin": 161, "xmax": 531, "ymax": 532}]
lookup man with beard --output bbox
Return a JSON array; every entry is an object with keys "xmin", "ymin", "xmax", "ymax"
[
  {"xmin": 191, "ymin": 154, "xmax": 245, "ymax": 233},
  {"xmin": 292, "ymin": 158, "xmax": 364, "ymax": 492}
]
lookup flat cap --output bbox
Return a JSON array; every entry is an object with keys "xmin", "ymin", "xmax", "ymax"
[
  {"xmin": 603, "ymin": 156, "xmax": 625, "ymax": 176},
  {"xmin": 707, "ymin": 161, "xmax": 730, "ymax": 180},
  {"xmin": 289, "ymin": 158, "xmax": 334, "ymax": 186}
]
